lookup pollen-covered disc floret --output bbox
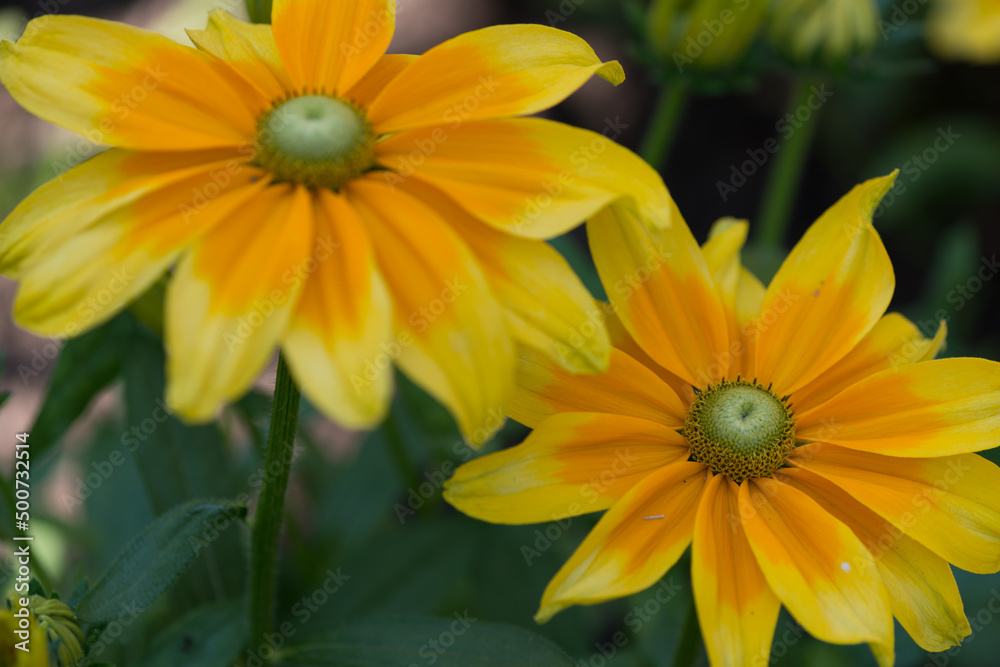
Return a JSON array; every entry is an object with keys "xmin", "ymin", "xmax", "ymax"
[
  {"xmin": 682, "ymin": 379, "xmax": 796, "ymax": 484},
  {"xmin": 254, "ymin": 94, "xmax": 376, "ymax": 190}
]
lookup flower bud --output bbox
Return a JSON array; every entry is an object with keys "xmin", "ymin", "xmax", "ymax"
[
  {"xmin": 768, "ymin": 0, "xmax": 879, "ymax": 63},
  {"xmin": 647, "ymin": 0, "xmax": 769, "ymax": 70}
]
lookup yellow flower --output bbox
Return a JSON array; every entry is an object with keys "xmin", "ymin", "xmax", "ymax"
[
  {"xmin": 0, "ymin": 1, "xmax": 669, "ymax": 443},
  {"xmin": 768, "ymin": 0, "xmax": 879, "ymax": 62},
  {"xmin": 648, "ymin": 0, "xmax": 769, "ymax": 70},
  {"xmin": 928, "ymin": 0, "xmax": 1000, "ymax": 63},
  {"xmin": 0, "ymin": 605, "xmax": 51, "ymax": 667},
  {"xmin": 445, "ymin": 173, "xmax": 1000, "ymax": 665}
]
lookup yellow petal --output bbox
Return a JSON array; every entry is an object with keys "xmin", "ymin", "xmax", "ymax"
[
  {"xmin": 444, "ymin": 412, "xmax": 688, "ymax": 524},
  {"xmin": 281, "ymin": 192, "xmax": 393, "ymax": 431},
  {"xmin": 587, "ymin": 200, "xmax": 730, "ymax": 387},
  {"xmin": 345, "ymin": 54, "xmax": 416, "ymax": 108},
  {"xmin": 789, "ymin": 443, "xmax": 1000, "ymax": 574},
  {"xmin": 1, "ymin": 16, "xmax": 260, "ymax": 150},
  {"xmin": 271, "ymin": 0, "xmax": 394, "ymax": 93},
  {"xmin": 782, "ymin": 468, "xmax": 971, "ymax": 652},
  {"xmin": 166, "ymin": 184, "xmax": 313, "ymax": 421},
  {"xmin": 367, "ymin": 24, "xmax": 623, "ymax": 133},
  {"xmin": 796, "ymin": 357, "xmax": 1000, "ymax": 456},
  {"xmin": 510, "ymin": 345, "xmax": 687, "ymax": 429},
  {"xmin": 2, "ymin": 150, "xmax": 267, "ymax": 337},
  {"xmin": 602, "ymin": 302, "xmax": 697, "ymax": 404},
  {"xmin": 347, "ymin": 176, "xmax": 514, "ymax": 446},
  {"xmin": 739, "ymin": 478, "xmax": 895, "ymax": 666},
  {"xmin": 375, "ymin": 118, "xmax": 670, "ymax": 240},
  {"xmin": 700, "ymin": 217, "xmax": 764, "ymax": 379},
  {"xmin": 536, "ymin": 461, "xmax": 709, "ymax": 622},
  {"xmin": 754, "ymin": 173, "xmax": 897, "ymax": 394},
  {"xmin": 693, "ymin": 475, "xmax": 781, "ymax": 667},
  {"xmin": 400, "ymin": 180, "xmax": 608, "ymax": 373},
  {"xmin": 791, "ymin": 314, "xmax": 946, "ymax": 414},
  {"xmin": 187, "ymin": 9, "xmax": 293, "ymax": 101}
]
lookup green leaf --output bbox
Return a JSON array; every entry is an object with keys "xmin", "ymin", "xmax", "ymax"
[
  {"xmin": 136, "ymin": 600, "xmax": 246, "ymax": 667},
  {"xmin": 28, "ymin": 314, "xmax": 132, "ymax": 461},
  {"xmin": 75, "ymin": 500, "xmax": 246, "ymax": 625},
  {"xmin": 276, "ymin": 616, "xmax": 575, "ymax": 667}
]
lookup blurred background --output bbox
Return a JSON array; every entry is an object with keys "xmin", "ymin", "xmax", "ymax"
[{"xmin": 0, "ymin": 0, "xmax": 997, "ymax": 665}]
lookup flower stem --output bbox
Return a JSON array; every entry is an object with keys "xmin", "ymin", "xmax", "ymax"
[
  {"xmin": 756, "ymin": 78, "xmax": 821, "ymax": 249},
  {"xmin": 640, "ymin": 83, "xmax": 689, "ymax": 170},
  {"xmin": 248, "ymin": 353, "xmax": 301, "ymax": 643},
  {"xmin": 671, "ymin": 592, "xmax": 702, "ymax": 667}
]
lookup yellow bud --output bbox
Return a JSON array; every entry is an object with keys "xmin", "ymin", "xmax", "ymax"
[
  {"xmin": 647, "ymin": 0, "xmax": 769, "ymax": 70},
  {"xmin": 927, "ymin": 0, "xmax": 1000, "ymax": 64}
]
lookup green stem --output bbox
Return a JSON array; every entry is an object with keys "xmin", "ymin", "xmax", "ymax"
[
  {"xmin": 671, "ymin": 591, "xmax": 702, "ymax": 667},
  {"xmin": 756, "ymin": 78, "xmax": 822, "ymax": 249},
  {"xmin": 248, "ymin": 354, "xmax": 301, "ymax": 643},
  {"xmin": 639, "ymin": 83, "xmax": 689, "ymax": 170},
  {"xmin": 246, "ymin": 0, "xmax": 273, "ymax": 24}
]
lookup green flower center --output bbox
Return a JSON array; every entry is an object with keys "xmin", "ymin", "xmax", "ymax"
[
  {"xmin": 682, "ymin": 379, "xmax": 796, "ymax": 484},
  {"xmin": 254, "ymin": 95, "xmax": 376, "ymax": 190}
]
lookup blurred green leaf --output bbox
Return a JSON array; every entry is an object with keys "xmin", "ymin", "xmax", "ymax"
[
  {"xmin": 75, "ymin": 499, "xmax": 246, "ymax": 625},
  {"xmin": 137, "ymin": 599, "xmax": 246, "ymax": 667},
  {"xmin": 277, "ymin": 616, "xmax": 575, "ymax": 666},
  {"xmin": 28, "ymin": 313, "xmax": 131, "ymax": 461}
]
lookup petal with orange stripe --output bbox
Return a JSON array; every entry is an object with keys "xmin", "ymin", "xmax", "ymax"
[
  {"xmin": 281, "ymin": 191, "xmax": 393, "ymax": 431},
  {"xmin": 796, "ymin": 358, "xmax": 1000, "ymax": 456},
  {"xmin": 444, "ymin": 412, "xmax": 688, "ymax": 525},
  {"xmin": 781, "ymin": 467, "xmax": 970, "ymax": 652},
  {"xmin": 165, "ymin": 184, "xmax": 313, "ymax": 421},
  {"xmin": 376, "ymin": 118, "xmax": 670, "ymax": 240},
  {"xmin": 587, "ymin": 199, "xmax": 730, "ymax": 387},
  {"xmin": 693, "ymin": 475, "xmax": 781, "ymax": 667},
  {"xmin": 509, "ymin": 345, "xmax": 687, "ymax": 429},
  {"xmin": 271, "ymin": 0, "xmax": 394, "ymax": 94},
  {"xmin": 367, "ymin": 24, "xmax": 623, "ymax": 133},
  {"xmin": 789, "ymin": 443, "xmax": 1000, "ymax": 574},
  {"xmin": 0, "ymin": 16, "xmax": 260, "ymax": 150},
  {"xmin": 740, "ymin": 478, "xmax": 894, "ymax": 666},
  {"xmin": 754, "ymin": 173, "xmax": 896, "ymax": 395},
  {"xmin": 536, "ymin": 462, "xmax": 709, "ymax": 622},
  {"xmin": 347, "ymin": 176, "xmax": 513, "ymax": 446},
  {"xmin": 791, "ymin": 313, "xmax": 946, "ymax": 413}
]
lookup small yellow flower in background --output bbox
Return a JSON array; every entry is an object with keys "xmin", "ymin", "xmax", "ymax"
[
  {"xmin": 0, "ymin": 0, "xmax": 670, "ymax": 444},
  {"xmin": 768, "ymin": 0, "xmax": 879, "ymax": 62},
  {"xmin": 22, "ymin": 597, "xmax": 83, "ymax": 667},
  {"xmin": 928, "ymin": 0, "xmax": 1000, "ymax": 63},
  {"xmin": 648, "ymin": 0, "xmax": 769, "ymax": 70},
  {"xmin": 446, "ymin": 172, "xmax": 1000, "ymax": 665},
  {"xmin": 0, "ymin": 603, "xmax": 51, "ymax": 667}
]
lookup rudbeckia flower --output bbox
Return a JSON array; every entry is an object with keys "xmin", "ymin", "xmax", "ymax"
[
  {"xmin": 0, "ymin": 1, "xmax": 669, "ymax": 442},
  {"xmin": 445, "ymin": 172, "xmax": 1000, "ymax": 665},
  {"xmin": 927, "ymin": 0, "xmax": 1000, "ymax": 63}
]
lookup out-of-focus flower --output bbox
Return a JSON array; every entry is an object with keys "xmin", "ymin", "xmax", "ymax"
[
  {"xmin": 768, "ymin": 0, "xmax": 879, "ymax": 63},
  {"xmin": 927, "ymin": 0, "xmax": 1000, "ymax": 63},
  {"xmin": 648, "ymin": 0, "xmax": 770, "ymax": 71},
  {"xmin": 445, "ymin": 172, "xmax": 1000, "ymax": 665},
  {"xmin": 0, "ymin": 1, "xmax": 670, "ymax": 444}
]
